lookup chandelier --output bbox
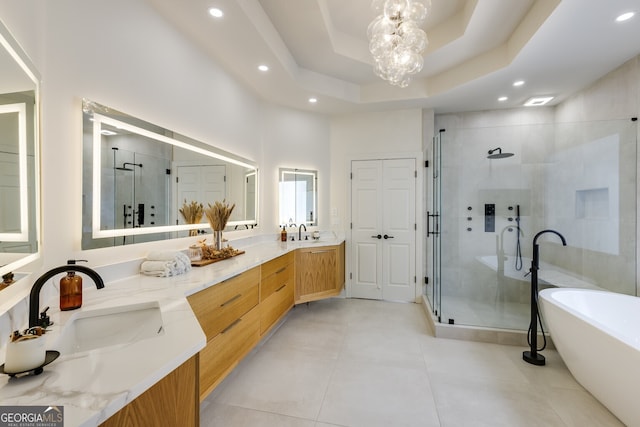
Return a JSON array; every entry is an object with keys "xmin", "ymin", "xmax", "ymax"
[{"xmin": 367, "ymin": 0, "xmax": 430, "ymax": 88}]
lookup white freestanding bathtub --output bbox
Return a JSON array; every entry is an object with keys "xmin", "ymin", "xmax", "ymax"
[{"xmin": 539, "ymin": 288, "xmax": 639, "ymax": 426}]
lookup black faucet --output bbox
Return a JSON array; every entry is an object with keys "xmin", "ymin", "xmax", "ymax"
[
  {"xmin": 523, "ymin": 229, "xmax": 567, "ymax": 366},
  {"xmin": 298, "ymin": 224, "xmax": 307, "ymax": 241},
  {"xmin": 29, "ymin": 261, "xmax": 105, "ymax": 328}
]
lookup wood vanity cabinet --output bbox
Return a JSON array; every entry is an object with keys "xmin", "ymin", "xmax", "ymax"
[
  {"xmin": 185, "ymin": 243, "xmax": 344, "ymax": 402},
  {"xmin": 295, "ymin": 242, "xmax": 345, "ymax": 304},
  {"xmin": 101, "ymin": 355, "xmax": 199, "ymax": 427},
  {"xmin": 187, "ymin": 267, "xmax": 260, "ymax": 400},
  {"xmin": 260, "ymin": 252, "xmax": 294, "ymax": 335}
]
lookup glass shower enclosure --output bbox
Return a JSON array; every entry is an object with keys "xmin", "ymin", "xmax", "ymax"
[{"xmin": 427, "ymin": 118, "xmax": 637, "ymax": 331}]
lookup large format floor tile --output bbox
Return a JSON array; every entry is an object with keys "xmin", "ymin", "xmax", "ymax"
[
  {"xmin": 203, "ymin": 298, "xmax": 622, "ymax": 426},
  {"xmin": 212, "ymin": 347, "xmax": 336, "ymax": 420},
  {"xmin": 317, "ymin": 359, "xmax": 440, "ymax": 427}
]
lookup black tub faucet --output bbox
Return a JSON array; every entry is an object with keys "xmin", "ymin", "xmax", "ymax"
[
  {"xmin": 523, "ymin": 229, "xmax": 567, "ymax": 366},
  {"xmin": 29, "ymin": 261, "xmax": 105, "ymax": 328},
  {"xmin": 532, "ymin": 229, "xmax": 567, "ymax": 270}
]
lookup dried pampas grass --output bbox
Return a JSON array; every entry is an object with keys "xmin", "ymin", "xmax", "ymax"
[
  {"xmin": 180, "ymin": 200, "xmax": 204, "ymax": 237},
  {"xmin": 205, "ymin": 199, "xmax": 235, "ymax": 231},
  {"xmin": 179, "ymin": 200, "xmax": 204, "ymax": 224}
]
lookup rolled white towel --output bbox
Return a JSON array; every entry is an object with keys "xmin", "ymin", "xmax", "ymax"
[
  {"xmin": 147, "ymin": 250, "xmax": 184, "ymax": 261},
  {"xmin": 141, "ymin": 251, "xmax": 192, "ymax": 277},
  {"xmin": 140, "ymin": 260, "xmax": 173, "ymax": 277}
]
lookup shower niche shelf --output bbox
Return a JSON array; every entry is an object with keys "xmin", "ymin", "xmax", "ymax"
[{"xmin": 575, "ymin": 188, "xmax": 609, "ymax": 219}]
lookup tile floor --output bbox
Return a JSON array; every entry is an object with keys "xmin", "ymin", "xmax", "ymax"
[{"xmin": 201, "ymin": 298, "xmax": 622, "ymax": 427}]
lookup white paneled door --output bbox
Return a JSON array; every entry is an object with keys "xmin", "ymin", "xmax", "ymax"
[
  {"xmin": 176, "ymin": 165, "xmax": 226, "ymax": 224},
  {"xmin": 351, "ymin": 158, "xmax": 416, "ymax": 302}
]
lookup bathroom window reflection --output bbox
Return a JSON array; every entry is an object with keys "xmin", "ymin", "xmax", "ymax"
[{"xmin": 279, "ymin": 168, "xmax": 317, "ymax": 226}]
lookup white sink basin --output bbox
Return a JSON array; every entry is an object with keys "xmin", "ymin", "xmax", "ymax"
[{"xmin": 54, "ymin": 301, "xmax": 164, "ymax": 354}]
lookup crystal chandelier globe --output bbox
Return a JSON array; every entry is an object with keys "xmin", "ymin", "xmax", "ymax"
[{"xmin": 368, "ymin": 0, "xmax": 430, "ymax": 87}]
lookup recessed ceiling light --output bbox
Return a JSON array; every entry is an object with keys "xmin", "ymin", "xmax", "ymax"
[
  {"xmin": 208, "ymin": 7, "xmax": 224, "ymax": 18},
  {"xmin": 308, "ymin": 98, "xmax": 318, "ymax": 104},
  {"xmin": 258, "ymin": 65, "xmax": 269, "ymax": 72},
  {"xmin": 513, "ymin": 80, "xmax": 525, "ymax": 87},
  {"xmin": 524, "ymin": 96, "xmax": 554, "ymax": 107},
  {"xmin": 616, "ymin": 12, "xmax": 635, "ymax": 22},
  {"xmin": 498, "ymin": 96, "xmax": 508, "ymax": 102}
]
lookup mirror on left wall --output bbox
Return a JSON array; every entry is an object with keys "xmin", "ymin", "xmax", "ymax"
[
  {"xmin": 0, "ymin": 18, "xmax": 41, "ymax": 281},
  {"xmin": 82, "ymin": 100, "xmax": 259, "ymax": 249}
]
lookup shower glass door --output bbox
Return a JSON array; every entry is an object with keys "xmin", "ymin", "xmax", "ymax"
[
  {"xmin": 427, "ymin": 131, "xmax": 442, "ymax": 320},
  {"xmin": 432, "ymin": 118, "xmax": 637, "ymax": 330}
]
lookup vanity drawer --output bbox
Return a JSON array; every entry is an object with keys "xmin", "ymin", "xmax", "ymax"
[
  {"xmin": 187, "ymin": 267, "xmax": 260, "ymax": 341},
  {"xmin": 260, "ymin": 279, "xmax": 294, "ymax": 335},
  {"xmin": 260, "ymin": 252, "xmax": 294, "ymax": 280},
  {"xmin": 260, "ymin": 260, "xmax": 293, "ymax": 302},
  {"xmin": 199, "ymin": 305, "xmax": 260, "ymax": 398}
]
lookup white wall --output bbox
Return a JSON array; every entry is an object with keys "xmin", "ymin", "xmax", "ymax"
[
  {"xmin": 42, "ymin": 0, "xmax": 261, "ymax": 266},
  {"xmin": 550, "ymin": 55, "xmax": 640, "ymax": 295},
  {"xmin": 260, "ymin": 104, "xmax": 330, "ymax": 232},
  {"xmin": 555, "ymin": 56, "xmax": 639, "ymax": 123},
  {"xmin": 0, "ymin": 0, "xmax": 332, "ymax": 275},
  {"xmin": 329, "ymin": 109, "xmax": 424, "ymax": 231}
]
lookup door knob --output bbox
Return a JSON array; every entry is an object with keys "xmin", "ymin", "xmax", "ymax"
[
  {"xmin": 384, "ymin": 234, "xmax": 394, "ymax": 239},
  {"xmin": 371, "ymin": 234, "xmax": 382, "ymax": 239}
]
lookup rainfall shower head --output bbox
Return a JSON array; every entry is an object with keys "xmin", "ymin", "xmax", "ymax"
[
  {"xmin": 115, "ymin": 162, "xmax": 143, "ymax": 171},
  {"xmin": 487, "ymin": 148, "xmax": 514, "ymax": 159}
]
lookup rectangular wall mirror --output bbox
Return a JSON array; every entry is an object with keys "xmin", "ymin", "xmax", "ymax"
[
  {"xmin": 0, "ymin": 18, "xmax": 40, "ymax": 278},
  {"xmin": 82, "ymin": 100, "xmax": 258, "ymax": 249},
  {"xmin": 278, "ymin": 168, "xmax": 317, "ymax": 227}
]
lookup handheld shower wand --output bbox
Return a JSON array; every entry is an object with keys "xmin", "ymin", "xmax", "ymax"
[{"xmin": 515, "ymin": 205, "xmax": 523, "ymax": 271}]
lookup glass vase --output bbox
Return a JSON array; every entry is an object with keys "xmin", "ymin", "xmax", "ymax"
[{"xmin": 214, "ymin": 230, "xmax": 223, "ymax": 250}]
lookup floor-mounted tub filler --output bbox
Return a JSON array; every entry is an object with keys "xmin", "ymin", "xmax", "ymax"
[{"xmin": 539, "ymin": 288, "xmax": 639, "ymax": 426}]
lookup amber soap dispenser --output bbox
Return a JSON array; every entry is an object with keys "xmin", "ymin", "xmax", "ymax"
[{"xmin": 60, "ymin": 260, "xmax": 87, "ymax": 311}]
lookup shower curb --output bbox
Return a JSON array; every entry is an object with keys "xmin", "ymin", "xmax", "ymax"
[{"xmin": 420, "ymin": 295, "xmax": 555, "ymax": 349}]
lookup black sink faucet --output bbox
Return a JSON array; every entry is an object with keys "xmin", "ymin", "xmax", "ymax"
[
  {"xmin": 29, "ymin": 261, "xmax": 105, "ymax": 328},
  {"xmin": 298, "ymin": 224, "xmax": 307, "ymax": 241}
]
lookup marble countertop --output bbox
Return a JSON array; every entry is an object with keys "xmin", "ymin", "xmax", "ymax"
[{"xmin": 0, "ymin": 236, "xmax": 344, "ymax": 427}]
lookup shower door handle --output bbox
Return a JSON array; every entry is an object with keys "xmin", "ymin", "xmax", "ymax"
[
  {"xmin": 427, "ymin": 211, "xmax": 440, "ymax": 237},
  {"xmin": 371, "ymin": 234, "xmax": 382, "ymax": 239}
]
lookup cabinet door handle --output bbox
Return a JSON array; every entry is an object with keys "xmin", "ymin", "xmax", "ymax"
[
  {"xmin": 275, "ymin": 267, "xmax": 286, "ymax": 274},
  {"xmin": 275, "ymin": 284, "xmax": 286, "ymax": 292},
  {"xmin": 311, "ymin": 250, "xmax": 331, "ymax": 254},
  {"xmin": 221, "ymin": 318, "xmax": 242, "ymax": 334},
  {"xmin": 223, "ymin": 273, "xmax": 241, "ymax": 283},
  {"xmin": 220, "ymin": 293, "xmax": 242, "ymax": 307}
]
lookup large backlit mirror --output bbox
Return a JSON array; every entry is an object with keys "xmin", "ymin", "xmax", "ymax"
[
  {"xmin": 82, "ymin": 100, "xmax": 258, "ymax": 249},
  {"xmin": 278, "ymin": 168, "xmax": 318, "ymax": 227},
  {"xmin": 0, "ymin": 18, "xmax": 40, "ymax": 279}
]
